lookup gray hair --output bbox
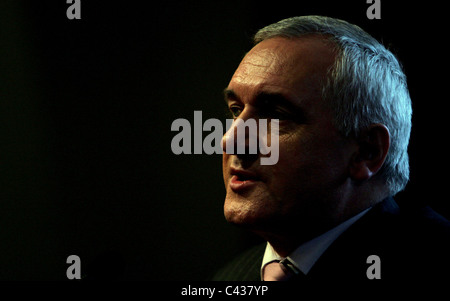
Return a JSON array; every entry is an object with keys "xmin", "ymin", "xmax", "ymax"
[{"xmin": 254, "ymin": 16, "xmax": 412, "ymax": 195}]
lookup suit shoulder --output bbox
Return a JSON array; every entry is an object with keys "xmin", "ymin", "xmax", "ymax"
[
  {"xmin": 405, "ymin": 207, "xmax": 450, "ymax": 261},
  {"xmin": 401, "ymin": 205, "xmax": 450, "ymax": 240}
]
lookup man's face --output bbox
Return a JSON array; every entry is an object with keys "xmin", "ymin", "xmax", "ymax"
[{"xmin": 222, "ymin": 36, "xmax": 355, "ymax": 238}]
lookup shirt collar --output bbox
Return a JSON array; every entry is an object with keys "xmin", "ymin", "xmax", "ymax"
[{"xmin": 261, "ymin": 207, "xmax": 370, "ymax": 279}]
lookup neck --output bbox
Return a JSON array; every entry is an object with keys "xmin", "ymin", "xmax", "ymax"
[
  {"xmin": 253, "ymin": 219, "xmax": 337, "ymax": 257},
  {"xmin": 254, "ymin": 201, "xmax": 378, "ymax": 257}
]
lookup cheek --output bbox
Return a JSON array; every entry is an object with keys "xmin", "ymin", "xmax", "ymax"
[
  {"xmin": 222, "ymin": 153, "xmax": 230, "ymax": 184},
  {"xmin": 269, "ymin": 133, "xmax": 339, "ymax": 190},
  {"xmin": 275, "ymin": 133, "xmax": 316, "ymax": 170}
]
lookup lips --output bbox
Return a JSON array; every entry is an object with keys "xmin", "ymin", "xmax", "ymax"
[{"xmin": 229, "ymin": 168, "xmax": 261, "ymax": 192}]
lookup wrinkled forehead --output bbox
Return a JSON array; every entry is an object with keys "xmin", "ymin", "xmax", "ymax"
[
  {"xmin": 242, "ymin": 37, "xmax": 333, "ymax": 71},
  {"xmin": 229, "ymin": 36, "xmax": 337, "ymax": 107}
]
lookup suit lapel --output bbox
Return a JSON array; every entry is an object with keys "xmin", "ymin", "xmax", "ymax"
[{"xmin": 212, "ymin": 242, "xmax": 265, "ymax": 281}]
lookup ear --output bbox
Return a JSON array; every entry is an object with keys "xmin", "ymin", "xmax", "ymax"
[{"xmin": 349, "ymin": 124, "xmax": 390, "ymax": 182}]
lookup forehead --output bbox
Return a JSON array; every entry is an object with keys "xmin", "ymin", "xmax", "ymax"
[{"xmin": 228, "ymin": 36, "xmax": 336, "ymax": 107}]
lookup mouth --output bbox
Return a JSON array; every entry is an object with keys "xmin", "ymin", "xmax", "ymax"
[{"xmin": 229, "ymin": 168, "xmax": 261, "ymax": 192}]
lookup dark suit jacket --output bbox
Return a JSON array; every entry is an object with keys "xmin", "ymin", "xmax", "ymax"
[{"xmin": 212, "ymin": 197, "xmax": 450, "ymax": 282}]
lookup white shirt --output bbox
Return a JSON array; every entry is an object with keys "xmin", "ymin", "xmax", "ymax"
[{"xmin": 261, "ymin": 208, "xmax": 370, "ymax": 279}]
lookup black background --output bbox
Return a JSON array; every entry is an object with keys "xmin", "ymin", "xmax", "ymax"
[{"xmin": 1, "ymin": 0, "xmax": 448, "ymax": 280}]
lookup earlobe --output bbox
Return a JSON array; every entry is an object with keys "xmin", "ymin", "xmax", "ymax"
[
  {"xmin": 350, "ymin": 162, "xmax": 373, "ymax": 182},
  {"xmin": 349, "ymin": 124, "xmax": 390, "ymax": 182}
]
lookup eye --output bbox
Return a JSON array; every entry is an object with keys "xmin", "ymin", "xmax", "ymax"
[{"xmin": 229, "ymin": 105, "xmax": 243, "ymax": 119}]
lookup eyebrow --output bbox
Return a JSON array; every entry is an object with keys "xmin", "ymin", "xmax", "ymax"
[
  {"xmin": 223, "ymin": 88, "xmax": 238, "ymax": 103},
  {"xmin": 224, "ymin": 88, "xmax": 298, "ymax": 104}
]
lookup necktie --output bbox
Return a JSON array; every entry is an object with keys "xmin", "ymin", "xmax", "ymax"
[{"xmin": 263, "ymin": 260, "xmax": 294, "ymax": 281}]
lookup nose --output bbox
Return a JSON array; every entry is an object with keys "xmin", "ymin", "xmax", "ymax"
[{"xmin": 222, "ymin": 111, "xmax": 260, "ymax": 164}]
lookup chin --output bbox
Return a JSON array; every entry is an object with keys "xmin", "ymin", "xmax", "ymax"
[{"xmin": 223, "ymin": 196, "xmax": 275, "ymax": 230}]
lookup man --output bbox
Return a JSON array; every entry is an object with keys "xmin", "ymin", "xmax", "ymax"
[{"xmin": 213, "ymin": 16, "xmax": 450, "ymax": 282}]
